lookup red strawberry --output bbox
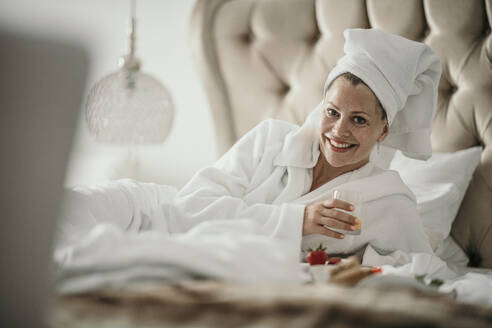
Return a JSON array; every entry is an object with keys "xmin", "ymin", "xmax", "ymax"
[
  {"xmin": 327, "ymin": 257, "xmax": 342, "ymax": 265},
  {"xmin": 306, "ymin": 244, "xmax": 327, "ymax": 265}
]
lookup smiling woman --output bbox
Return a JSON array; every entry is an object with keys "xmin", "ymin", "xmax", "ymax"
[{"xmin": 300, "ymin": 28, "xmax": 441, "ymax": 244}]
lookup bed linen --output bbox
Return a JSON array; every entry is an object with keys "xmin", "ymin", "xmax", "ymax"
[
  {"xmin": 390, "ymin": 146, "xmax": 482, "ymax": 248},
  {"xmin": 55, "ymin": 178, "xmax": 492, "ymax": 308}
]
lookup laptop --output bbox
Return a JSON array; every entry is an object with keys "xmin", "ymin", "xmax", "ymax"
[{"xmin": 0, "ymin": 30, "xmax": 89, "ymax": 326}]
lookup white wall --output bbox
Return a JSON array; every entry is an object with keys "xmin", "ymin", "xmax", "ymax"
[{"xmin": 0, "ymin": 0, "xmax": 217, "ymax": 188}]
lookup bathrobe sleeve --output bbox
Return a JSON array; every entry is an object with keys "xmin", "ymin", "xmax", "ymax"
[
  {"xmin": 56, "ymin": 179, "xmax": 178, "ymax": 248},
  {"xmin": 360, "ymin": 192, "xmax": 457, "ymax": 278},
  {"xmin": 167, "ymin": 120, "xmax": 306, "ymax": 244},
  {"xmin": 361, "ymin": 192, "xmax": 434, "ymax": 266}
]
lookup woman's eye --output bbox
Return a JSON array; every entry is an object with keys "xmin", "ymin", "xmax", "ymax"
[
  {"xmin": 353, "ymin": 116, "xmax": 367, "ymax": 124},
  {"xmin": 326, "ymin": 108, "xmax": 339, "ymax": 117}
]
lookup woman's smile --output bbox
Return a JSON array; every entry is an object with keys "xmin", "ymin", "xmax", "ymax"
[{"xmin": 325, "ymin": 135, "xmax": 357, "ymax": 152}]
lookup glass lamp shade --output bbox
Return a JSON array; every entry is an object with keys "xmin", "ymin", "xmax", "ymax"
[{"xmin": 85, "ymin": 70, "xmax": 174, "ymax": 144}]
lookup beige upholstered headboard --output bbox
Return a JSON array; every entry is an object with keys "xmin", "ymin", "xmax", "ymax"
[{"xmin": 190, "ymin": 0, "xmax": 492, "ymax": 267}]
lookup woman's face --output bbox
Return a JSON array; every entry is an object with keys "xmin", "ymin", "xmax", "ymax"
[{"xmin": 319, "ymin": 77, "xmax": 389, "ymax": 169}]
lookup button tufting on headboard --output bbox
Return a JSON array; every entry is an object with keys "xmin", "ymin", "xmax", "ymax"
[
  {"xmin": 241, "ymin": 32, "xmax": 254, "ymax": 44},
  {"xmin": 483, "ymin": 25, "xmax": 491, "ymax": 36},
  {"xmin": 420, "ymin": 27, "xmax": 431, "ymax": 41},
  {"xmin": 191, "ymin": 0, "xmax": 492, "ymax": 267},
  {"xmin": 278, "ymin": 83, "xmax": 290, "ymax": 95},
  {"xmin": 309, "ymin": 32, "xmax": 321, "ymax": 45}
]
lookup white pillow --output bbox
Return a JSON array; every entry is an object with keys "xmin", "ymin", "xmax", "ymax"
[
  {"xmin": 435, "ymin": 235, "xmax": 469, "ymax": 269},
  {"xmin": 389, "ymin": 147, "xmax": 482, "ymax": 249}
]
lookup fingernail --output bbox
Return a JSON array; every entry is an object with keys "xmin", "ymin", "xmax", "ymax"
[
  {"xmin": 355, "ymin": 218, "xmax": 361, "ymax": 224},
  {"xmin": 350, "ymin": 226, "xmax": 356, "ymax": 231},
  {"xmin": 340, "ymin": 234, "xmax": 344, "ymax": 239},
  {"xmin": 350, "ymin": 205, "xmax": 355, "ymax": 210},
  {"xmin": 370, "ymin": 266, "xmax": 382, "ymax": 274}
]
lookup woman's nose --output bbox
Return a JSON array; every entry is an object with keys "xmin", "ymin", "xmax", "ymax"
[{"xmin": 333, "ymin": 118, "xmax": 351, "ymax": 137}]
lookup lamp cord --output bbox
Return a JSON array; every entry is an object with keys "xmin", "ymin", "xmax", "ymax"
[{"xmin": 129, "ymin": 0, "xmax": 137, "ymax": 58}]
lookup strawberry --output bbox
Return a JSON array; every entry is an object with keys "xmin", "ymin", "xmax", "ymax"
[
  {"xmin": 327, "ymin": 257, "xmax": 342, "ymax": 265},
  {"xmin": 306, "ymin": 244, "xmax": 327, "ymax": 265}
]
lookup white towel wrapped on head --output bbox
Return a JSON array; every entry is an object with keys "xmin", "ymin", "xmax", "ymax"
[{"xmin": 324, "ymin": 28, "xmax": 442, "ymax": 160}]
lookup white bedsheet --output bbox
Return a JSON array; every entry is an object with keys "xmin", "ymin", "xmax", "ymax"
[
  {"xmin": 54, "ymin": 181, "xmax": 492, "ymax": 308},
  {"xmin": 55, "ymin": 220, "xmax": 306, "ymax": 294},
  {"xmin": 362, "ymin": 240, "xmax": 492, "ymax": 307}
]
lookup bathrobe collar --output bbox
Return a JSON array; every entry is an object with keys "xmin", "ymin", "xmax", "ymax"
[{"xmin": 273, "ymin": 102, "xmax": 323, "ymax": 168}]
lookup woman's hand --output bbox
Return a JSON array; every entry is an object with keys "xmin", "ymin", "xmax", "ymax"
[
  {"xmin": 302, "ymin": 198, "xmax": 360, "ymax": 238},
  {"xmin": 330, "ymin": 256, "xmax": 379, "ymax": 286}
]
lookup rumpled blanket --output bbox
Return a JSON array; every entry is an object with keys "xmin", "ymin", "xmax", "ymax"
[
  {"xmin": 55, "ymin": 180, "xmax": 306, "ymax": 293},
  {"xmin": 55, "ymin": 180, "xmax": 492, "ymax": 308}
]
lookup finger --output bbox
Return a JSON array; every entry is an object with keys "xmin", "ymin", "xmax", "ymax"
[
  {"xmin": 330, "ymin": 257, "xmax": 360, "ymax": 276},
  {"xmin": 323, "ymin": 198, "xmax": 354, "ymax": 212},
  {"xmin": 318, "ymin": 217, "xmax": 355, "ymax": 231},
  {"xmin": 313, "ymin": 225, "xmax": 345, "ymax": 239},
  {"xmin": 319, "ymin": 208, "xmax": 360, "ymax": 226},
  {"xmin": 331, "ymin": 268, "xmax": 374, "ymax": 286}
]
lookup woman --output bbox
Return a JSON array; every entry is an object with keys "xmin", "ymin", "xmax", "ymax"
[
  {"xmin": 303, "ymin": 71, "xmax": 389, "ymax": 240},
  {"xmin": 164, "ymin": 28, "xmax": 441, "ymax": 262},
  {"xmin": 59, "ymin": 28, "xmax": 441, "ymax": 269}
]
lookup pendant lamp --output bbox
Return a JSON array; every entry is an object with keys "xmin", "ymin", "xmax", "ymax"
[{"xmin": 85, "ymin": 0, "xmax": 174, "ymax": 144}]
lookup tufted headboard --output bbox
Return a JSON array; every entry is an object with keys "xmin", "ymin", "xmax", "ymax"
[{"xmin": 190, "ymin": 0, "xmax": 492, "ymax": 267}]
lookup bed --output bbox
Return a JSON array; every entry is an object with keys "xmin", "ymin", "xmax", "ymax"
[{"xmin": 52, "ymin": 0, "xmax": 492, "ymax": 326}]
